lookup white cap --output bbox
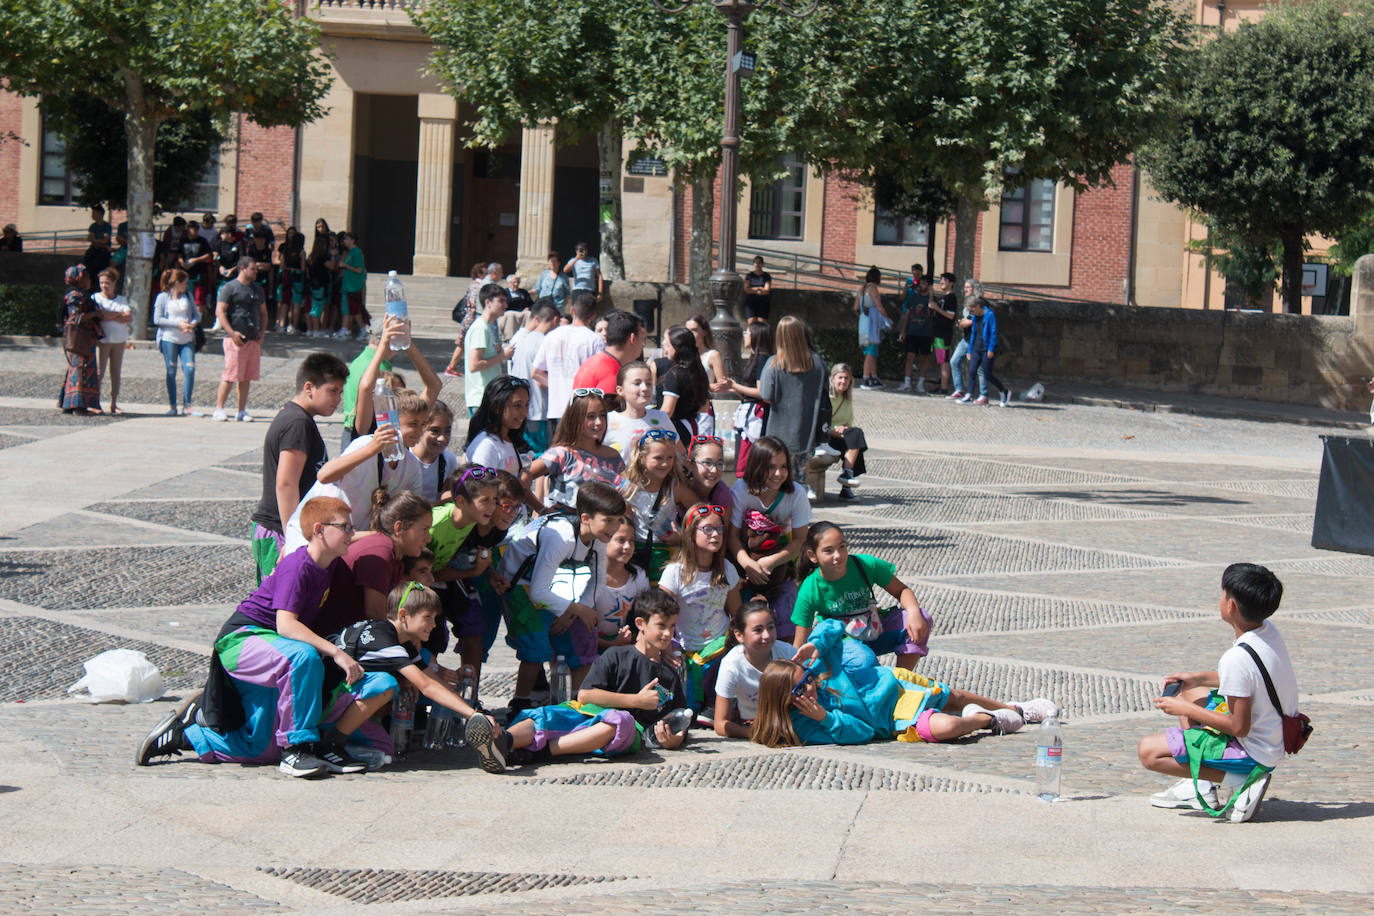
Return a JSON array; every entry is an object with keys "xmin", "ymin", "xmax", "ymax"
[{"xmin": 387, "ymin": 270, "xmax": 398, "ymax": 278}]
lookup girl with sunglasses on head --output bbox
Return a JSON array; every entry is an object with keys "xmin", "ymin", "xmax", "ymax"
[
  {"xmin": 465, "ymin": 375, "xmax": 532, "ymax": 476},
  {"xmin": 681, "ymin": 434, "xmax": 734, "ymax": 522},
  {"xmin": 606, "ymin": 360, "xmax": 679, "ymax": 459},
  {"xmin": 621, "ymin": 427, "xmax": 696, "ymax": 583},
  {"xmin": 659, "ymin": 503, "xmax": 741, "ymax": 714},
  {"xmin": 727, "ymin": 435, "xmax": 810, "ymax": 643},
  {"xmin": 750, "ymin": 616, "xmax": 1054, "ymax": 748},
  {"xmin": 524, "ymin": 387, "xmax": 625, "ymax": 511}
]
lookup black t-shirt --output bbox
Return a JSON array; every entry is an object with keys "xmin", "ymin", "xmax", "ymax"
[
  {"xmin": 581, "ymin": 644, "xmax": 687, "ymax": 728},
  {"xmin": 323, "ymin": 618, "xmax": 422, "ymax": 692},
  {"xmin": 658, "ymin": 364, "xmax": 703, "ymax": 421},
  {"xmin": 252, "ymin": 401, "xmax": 327, "ymax": 533},
  {"xmin": 180, "ymin": 235, "xmax": 211, "ymax": 266},
  {"xmin": 215, "ymin": 238, "xmax": 243, "ymax": 271},
  {"xmin": 931, "ymin": 292, "xmax": 957, "ymax": 340},
  {"xmin": 745, "ymin": 271, "xmax": 771, "ymax": 302}
]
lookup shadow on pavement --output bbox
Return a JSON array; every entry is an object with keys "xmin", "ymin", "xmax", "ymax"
[{"xmin": 1021, "ymin": 488, "xmax": 1247, "ymax": 507}]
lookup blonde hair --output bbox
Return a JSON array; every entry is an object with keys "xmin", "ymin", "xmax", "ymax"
[
  {"xmin": 623, "ymin": 432, "xmax": 678, "ymax": 491},
  {"xmin": 750, "ymin": 659, "xmax": 805, "ymax": 748},
  {"xmin": 773, "ymin": 316, "xmax": 812, "ymax": 373}
]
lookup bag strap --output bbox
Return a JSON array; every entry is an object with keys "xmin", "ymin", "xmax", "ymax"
[
  {"xmin": 436, "ymin": 452, "xmax": 447, "ymax": 494},
  {"xmin": 1237, "ymin": 642, "xmax": 1288, "ymax": 717},
  {"xmin": 764, "ymin": 488, "xmax": 786, "ymax": 516}
]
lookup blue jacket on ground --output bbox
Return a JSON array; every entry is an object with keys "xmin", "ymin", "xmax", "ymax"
[{"xmin": 790, "ymin": 619, "xmax": 903, "ymax": 745}]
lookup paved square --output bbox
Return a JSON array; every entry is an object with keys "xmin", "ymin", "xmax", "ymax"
[{"xmin": 0, "ymin": 340, "xmax": 1371, "ymax": 913}]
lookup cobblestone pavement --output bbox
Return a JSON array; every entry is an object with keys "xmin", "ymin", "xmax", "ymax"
[{"xmin": 1, "ymin": 341, "xmax": 1372, "ymax": 913}]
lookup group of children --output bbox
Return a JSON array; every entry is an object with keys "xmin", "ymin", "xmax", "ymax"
[{"xmin": 135, "ymin": 349, "xmax": 1301, "ymax": 823}]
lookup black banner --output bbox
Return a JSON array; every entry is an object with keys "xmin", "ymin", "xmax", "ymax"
[{"xmin": 1312, "ymin": 435, "xmax": 1374, "ymax": 556}]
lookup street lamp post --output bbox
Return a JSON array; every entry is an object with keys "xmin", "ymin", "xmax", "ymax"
[{"xmin": 651, "ymin": 0, "xmax": 817, "ymax": 374}]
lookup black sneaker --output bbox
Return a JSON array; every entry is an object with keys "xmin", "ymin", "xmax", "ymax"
[
  {"xmin": 315, "ymin": 742, "xmax": 368, "ymax": 774},
  {"xmin": 838, "ymin": 486, "xmax": 857, "ymax": 501},
  {"xmin": 465, "ymin": 714, "xmax": 509, "ymax": 773},
  {"xmin": 278, "ymin": 745, "xmax": 329, "ymax": 779},
  {"xmin": 506, "ymin": 696, "xmax": 535, "ymax": 717},
  {"xmin": 135, "ymin": 712, "xmax": 190, "ymax": 765}
]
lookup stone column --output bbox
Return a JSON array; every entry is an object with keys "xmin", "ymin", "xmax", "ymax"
[
  {"xmin": 516, "ymin": 121, "xmax": 556, "ymax": 280},
  {"xmin": 1353, "ymin": 253, "xmax": 1374, "ymax": 339},
  {"xmin": 412, "ymin": 93, "xmax": 457, "ymax": 277}
]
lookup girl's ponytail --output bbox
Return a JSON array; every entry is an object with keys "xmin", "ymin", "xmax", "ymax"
[{"xmin": 795, "ymin": 521, "xmax": 840, "ymax": 582}]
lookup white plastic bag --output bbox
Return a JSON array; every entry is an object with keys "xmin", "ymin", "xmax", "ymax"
[
  {"xmin": 68, "ymin": 649, "xmax": 166, "ymax": 704},
  {"xmin": 1024, "ymin": 382, "xmax": 1045, "ymax": 402}
]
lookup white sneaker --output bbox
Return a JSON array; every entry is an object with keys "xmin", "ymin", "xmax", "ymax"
[
  {"xmin": 332, "ymin": 329, "xmax": 351, "ymax": 339},
  {"xmin": 211, "ymin": 409, "xmax": 228, "ymax": 422},
  {"xmin": 814, "ymin": 443, "xmax": 841, "ymax": 460},
  {"xmin": 895, "ymin": 379, "xmax": 912, "ymax": 392},
  {"xmin": 1227, "ymin": 772, "xmax": 1272, "ymax": 823},
  {"xmin": 285, "ymin": 325, "xmax": 296, "ymax": 335},
  {"xmin": 958, "ymin": 393, "xmax": 973, "ymax": 403},
  {"xmin": 236, "ymin": 410, "xmax": 253, "ymax": 423},
  {"xmin": 1013, "ymin": 698, "xmax": 1061, "ymax": 724},
  {"xmin": 962, "ymin": 704, "xmax": 1023, "ymax": 735},
  {"xmin": 946, "ymin": 390, "xmax": 965, "ymax": 400},
  {"xmin": 209, "ymin": 321, "xmax": 223, "ymax": 333},
  {"xmin": 805, "ymin": 486, "xmax": 817, "ymax": 501},
  {"xmin": 915, "ymin": 378, "xmax": 926, "ymax": 393},
  {"xmin": 1151, "ymin": 777, "xmax": 1218, "ymax": 810},
  {"xmin": 1000, "ymin": 391, "xmax": 1011, "ymax": 407}
]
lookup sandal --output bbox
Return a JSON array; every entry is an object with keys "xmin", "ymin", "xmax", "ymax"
[{"xmin": 110, "ymin": 407, "xmax": 125, "ymax": 415}]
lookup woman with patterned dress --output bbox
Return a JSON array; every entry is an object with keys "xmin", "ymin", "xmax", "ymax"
[{"xmin": 57, "ymin": 264, "xmax": 104, "ymax": 415}]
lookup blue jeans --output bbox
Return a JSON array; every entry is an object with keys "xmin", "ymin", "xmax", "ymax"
[
  {"xmin": 966, "ymin": 348, "xmax": 1005, "ymax": 398},
  {"xmin": 160, "ymin": 338, "xmax": 196, "ymax": 408},
  {"xmin": 950, "ymin": 339, "xmax": 981, "ymax": 393}
]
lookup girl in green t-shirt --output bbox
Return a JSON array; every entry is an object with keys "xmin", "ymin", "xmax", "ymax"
[{"xmin": 791, "ymin": 522, "xmax": 931, "ymax": 670}]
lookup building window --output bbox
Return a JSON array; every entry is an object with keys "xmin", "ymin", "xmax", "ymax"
[
  {"xmin": 873, "ymin": 204, "xmax": 928, "ymax": 246},
  {"xmin": 748, "ymin": 153, "xmax": 806, "ymax": 241},
  {"xmin": 39, "ymin": 115, "xmax": 79, "ymax": 206},
  {"xmin": 168, "ymin": 150, "xmax": 221, "ymax": 213},
  {"xmin": 998, "ymin": 176, "xmax": 1056, "ymax": 251}
]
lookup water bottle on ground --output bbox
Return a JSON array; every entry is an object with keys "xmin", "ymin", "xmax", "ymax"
[
  {"xmin": 550, "ymin": 656, "xmax": 572, "ymax": 705},
  {"xmin": 389, "ymin": 685, "xmax": 416, "ymax": 757},
  {"xmin": 1035, "ymin": 714, "xmax": 1063, "ymax": 801},
  {"xmin": 450, "ymin": 666, "xmax": 479, "ymax": 747},
  {"xmin": 384, "ymin": 270, "xmax": 410, "ymax": 350},
  {"xmin": 372, "ymin": 378, "xmax": 404, "ymax": 462},
  {"xmin": 422, "ymin": 703, "xmax": 453, "ymax": 750}
]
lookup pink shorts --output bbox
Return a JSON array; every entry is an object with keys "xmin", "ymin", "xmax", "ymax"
[{"xmin": 221, "ymin": 336, "xmax": 261, "ymax": 382}]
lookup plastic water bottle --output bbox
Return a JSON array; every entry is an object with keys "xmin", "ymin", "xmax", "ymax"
[
  {"xmin": 450, "ymin": 667, "xmax": 479, "ymax": 748},
  {"xmin": 389, "ymin": 686, "xmax": 415, "ymax": 757},
  {"xmin": 372, "ymin": 378, "xmax": 405, "ymax": 461},
  {"xmin": 384, "ymin": 270, "xmax": 410, "ymax": 350},
  {"xmin": 550, "ymin": 656, "xmax": 572, "ymax": 705},
  {"xmin": 1035, "ymin": 714, "xmax": 1063, "ymax": 801},
  {"xmin": 422, "ymin": 703, "xmax": 453, "ymax": 750}
]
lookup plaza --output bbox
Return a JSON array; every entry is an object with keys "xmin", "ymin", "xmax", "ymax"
[{"xmin": 0, "ymin": 338, "xmax": 1372, "ymax": 913}]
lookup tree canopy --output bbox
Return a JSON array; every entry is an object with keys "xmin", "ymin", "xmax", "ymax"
[{"xmin": 1141, "ymin": 0, "xmax": 1374, "ymax": 313}]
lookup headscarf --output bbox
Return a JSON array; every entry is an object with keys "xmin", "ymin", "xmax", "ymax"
[{"xmin": 64, "ymin": 264, "xmax": 88, "ymax": 286}]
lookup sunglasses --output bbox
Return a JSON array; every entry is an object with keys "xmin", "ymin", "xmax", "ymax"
[
  {"xmin": 399, "ymin": 580, "xmax": 427, "ymax": 611},
  {"xmin": 791, "ymin": 662, "xmax": 820, "ymax": 698},
  {"xmin": 638, "ymin": 427, "xmax": 678, "ymax": 444},
  {"xmin": 690, "ymin": 435, "xmax": 723, "ymax": 446},
  {"xmin": 459, "ymin": 466, "xmax": 498, "ymax": 485},
  {"xmin": 572, "ymin": 387, "xmax": 605, "ymax": 398},
  {"xmin": 505, "ymin": 377, "xmax": 531, "ymax": 389},
  {"xmin": 690, "ymin": 504, "xmax": 726, "ymax": 517}
]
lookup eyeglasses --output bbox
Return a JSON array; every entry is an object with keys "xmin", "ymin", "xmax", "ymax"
[
  {"xmin": 572, "ymin": 387, "xmax": 604, "ymax": 398},
  {"xmin": 697, "ymin": 525, "xmax": 724, "ymax": 537},
  {"xmin": 693, "ymin": 459, "xmax": 724, "ymax": 471},
  {"xmin": 690, "ymin": 435, "xmax": 723, "ymax": 446},
  {"xmin": 399, "ymin": 580, "xmax": 427, "ymax": 611},
  {"xmin": 689, "ymin": 504, "xmax": 726, "ymax": 517},
  {"xmin": 322, "ymin": 520, "xmax": 354, "ymax": 534},
  {"xmin": 459, "ymin": 466, "xmax": 498, "ymax": 485},
  {"xmin": 637, "ymin": 428, "xmax": 678, "ymax": 446},
  {"xmin": 791, "ymin": 663, "xmax": 820, "ymax": 698}
]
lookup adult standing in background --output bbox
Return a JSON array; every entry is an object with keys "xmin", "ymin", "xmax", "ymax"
[
  {"xmin": 928, "ymin": 272, "xmax": 959, "ymax": 395},
  {"xmin": 744, "ymin": 256, "xmax": 772, "ymax": 329},
  {"xmin": 0, "ymin": 223, "xmax": 22, "ymax": 251},
  {"xmin": 513, "ymin": 299, "xmax": 560, "ymax": 454},
  {"xmin": 535, "ymin": 251, "xmax": 570, "ymax": 312},
  {"xmin": 564, "ymin": 242, "xmax": 603, "ymax": 302},
  {"xmin": 532, "ymin": 289, "xmax": 604, "ymax": 442},
  {"xmin": 152, "ymin": 268, "xmax": 199, "ymax": 417},
  {"xmin": 92, "ymin": 267, "xmax": 133, "ymax": 415},
  {"xmin": 57, "ymin": 265, "xmax": 103, "ymax": 416},
  {"xmin": 759, "ymin": 315, "xmax": 828, "ymax": 487},
  {"xmin": 896, "ymin": 265, "xmax": 933, "ymax": 393},
  {"xmin": 212, "ymin": 258, "xmax": 268, "ymax": 423},
  {"xmin": 854, "ymin": 267, "xmax": 889, "ymax": 391},
  {"xmin": 84, "ymin": 206, "xmax": 113, "ymax": 279},
  {"xmin": 573, "ymin": 309, "xmax": 646, "ymax": 398},
  {"xmin": 947, "ymin": 279, "xmax": 982, "ymax": 401}
]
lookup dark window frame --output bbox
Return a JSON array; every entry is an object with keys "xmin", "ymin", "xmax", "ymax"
[
  {"xmin": 873, "ymin": 203, "xmax": 929, "ymax": 247},
  {"xmin": 38, "ymin": 111, "xmax": 79, "ymax": 207},
  {"xmin": 748, "ymin": 152, "xmax": 807, "ymax": 241}
]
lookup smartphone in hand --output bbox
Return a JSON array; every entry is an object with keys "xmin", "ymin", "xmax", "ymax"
[{"xmin": 1162, "ymin": 681, "xmax": 1182, "ymax": 698}]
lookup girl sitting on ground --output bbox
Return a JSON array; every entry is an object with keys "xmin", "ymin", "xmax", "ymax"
[
  {"xmin": 751, "ymin": 617, "xmax": 1060, "ymax": 747},
  {"xmin": 714, "ymin": 598, "xmax": 800, "ymax": 739},
  {"xmin": 791, "ymin": 521, "xmax": 931, "ymax": 670}
]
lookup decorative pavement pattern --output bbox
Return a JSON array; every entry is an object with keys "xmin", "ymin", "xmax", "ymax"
[{"xmin": 0, "ymin": 342, "xmax": 1371, "ymax": 912}]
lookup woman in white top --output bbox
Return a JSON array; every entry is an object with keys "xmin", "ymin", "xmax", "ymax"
[
  {"xmin": 151, "ymin": 267, "xmax": 199, "ymax": 416},
  {"xmin": 92, "ymin": 267, "xmax": 133, "ymax": 414},
  {"xmin": 685, "ymin": 314, "xmax": 725, "ymax": 437}
]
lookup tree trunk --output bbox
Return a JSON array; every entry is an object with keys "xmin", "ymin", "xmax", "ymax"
[
  {"xmin": 1279, "ymin": 227, "xmax": 1303, "ymax": 314},
  {"xmin": 689, "ymin": 171, "xmax": 715, "ymax": 310},
  {"xmin": 596, "ymin": 117, "xmax": 625, "ymax": 281},
  {"xmin": 925, "ymin": 208, "xmax": 939, "ymax": 279},
  {"xmin": 120, "ymin": 71, "xmax": 157, "ymax": 339},
  {"xmin": 952, "ymin": 196, "xmax": 981, "ymax": 286}
]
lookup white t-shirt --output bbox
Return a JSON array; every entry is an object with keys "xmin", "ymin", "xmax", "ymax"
[
  {"xmin": 716, "ymin": 642, "xmax": 797, "ymax": 721},
  {"xmin": 497, "ymin": 515, "xmax": 606, "ymax": 613},
  {"xmin": 281, "ymin": 434, "xmax": 423, "ymax": 555},
  {"xmin": 729, "ymin": 480, "xmax": 812, "ymax": 531},
  {"xmin": 412, "ymin": 447, "xmax": 459, "ymax": 504},
  {"xmin": 532, "ymin": 324, "xmax": 604, "ymax": 420},
  {"xmin": 466, "ymin": 431, "xmax": 519, "ymax": 474},
  {"xmin": 93, "ymin": 292, "xmax": 131, "ymax": 343},
  {"xmin": 659, "ymin": 561, "xmax": 739, "ymax": 652},
  {"xmin": 594, "ymin": 567, "xmax": 650, "ymax": 637},
  {"xmin": 1217, "ymin": 621, "xmax": 1299, "ymax": 768},
  {"xmin": 512, "ymin": 328, "xmax": 547, "ymax": 421},
  {"xmin": 605, "ymin": 408, "xmax": 674, "ymax": 459}
]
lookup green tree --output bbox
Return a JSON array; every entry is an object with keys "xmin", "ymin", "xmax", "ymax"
[
  {"xmin": 0, "ymin": 0, "xmax": 332, "ymax": 333},
  {"xmin": 1142, "ymin": 0, "xmax": 1374, "ymax": 313},
  {"xmin": 46, "ymin": 92, "xmax": 222, "ymax": 213}
]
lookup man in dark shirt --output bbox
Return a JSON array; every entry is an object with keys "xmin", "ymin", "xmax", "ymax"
[
  {"xmin": 84, "ymin": 205, "xmax": 113, "ymax": 277},
  {"xmin": 214, "ymin": 227, "xmax": 243, "ymax": 294},
  {"xmin": 929, "ymin": 272, "xmax": 959, "ymax": 395},
  {"xmin": 245, "ymin": 212, "xmax": 276, "ymax": 249},
  {"xmin": 250, "ymin": 352, "xmax": 349, "ymax": 580},
  {"xmin": 179, "ymin": 221, "xmax": 215, "ymax": 317},
  {"xmin": 744, "ymin": 256, "xmax": 773, "ymax": 327}
]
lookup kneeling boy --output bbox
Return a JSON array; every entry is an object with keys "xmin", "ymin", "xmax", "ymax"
[
  {"xmin": 466, "ymin": 589, "xmax": 690, "ymax": 772},
  {"xmin": 1137, "ymin": 563, "xmax": 1299, "ymax": 822}
]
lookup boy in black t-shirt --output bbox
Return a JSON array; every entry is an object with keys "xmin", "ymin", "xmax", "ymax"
[
  {"xmin": 251, "ymin": 352, "xmax": 349, "ymax": 581},
  {"xmin": 465, "ymin": 589, "xmax": 689, "ymax": 773}
]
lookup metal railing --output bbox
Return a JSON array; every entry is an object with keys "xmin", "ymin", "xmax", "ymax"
[{"xmin": 11, "ymin": 229, "xmax": 91, "ymax": 255}]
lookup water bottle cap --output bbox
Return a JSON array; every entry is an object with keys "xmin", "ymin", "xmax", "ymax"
[{"xmin": 388, "ymin": 270, "xmax": 398, "ymax": 278}]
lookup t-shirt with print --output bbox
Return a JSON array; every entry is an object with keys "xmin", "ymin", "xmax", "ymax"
[
  {"xmin": 428, "ymin": 503, "xmax": 477, "ymax": 569},
  {"xmin": 931, "ymin": 291, "xmax": 957, "ymax": 341},
  {"xmin": 253, "ymin": 401, "xmax": 328, "ymax": 534},
  {"xmin": 179, "ymin": 235, "xmax": 211, "ymax": 270},
  {"xmin": 234, "ymin": 545, "xmax": 342, "ymax": 630},
  {"xmin": 323, "ymin": 618, "xmax": 423, "ymax": 694},
  {"xmin": 531, "ymin": 324, "xmax": 604, "ymax": 420},
  {"xmin": 581, "ymin": 644, "xmax": 687, "ymax": 728},
  {"xmin": 658, "ymin": 561, "xmax": 739, "ymax": 653},
  {"xmin": 464, "ymin": 315, "xmax": 505, "ymax": 408},
  {"xmin": 791, "ymin": 552, "xmax": 895, "ymax": 628},
  {"xmin": 315, "ymin": 531, "xmax": 403, "ymax": 637},
  {"xmin": 281, "ymin": 435, "xmax": 424, "ymax": 553},
  {"xmin": 729, "ymin": 480, "xmax": 812, "ymax": 532},
  {"xmin": 466, "ymin": 431, "xmax": 519, "ymax": 474},
  {"xmin": 594, "ymin": 566, "xmax": 650, "ymax": 637},
  {"xmin": 605, "ymin": 409, "xmax": 674, "ymax": 459},
  {"xmin": 539, "ymin": 445, "xmax": 624, "ymax": 509},
  {"xmin": 901, "ymin": 280, "xmax": 932, "ymax": 337},
  {"xmin": 716, "ymin": 642, "xmax": 796, "ymax": 721},
  {"xmin": 413, "ymin": 447, "xmax": 459, "ymax": 503},
  {"xmin": 1217, "ymin": 621, "xmax": 1299, "ymax": 768},
  {"xmin": 621, "ymin": 478, "xmax": 677, "ymax": 544}
]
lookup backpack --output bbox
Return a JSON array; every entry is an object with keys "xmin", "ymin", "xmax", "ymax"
[{"xmin": 509, "ymin": 510, "xmax": 582, "ymax": 587}]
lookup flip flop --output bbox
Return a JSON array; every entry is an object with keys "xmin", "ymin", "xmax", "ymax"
[{"xmin": 110, "ymin": 407, "xmax": 125, "ymax": 415}]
